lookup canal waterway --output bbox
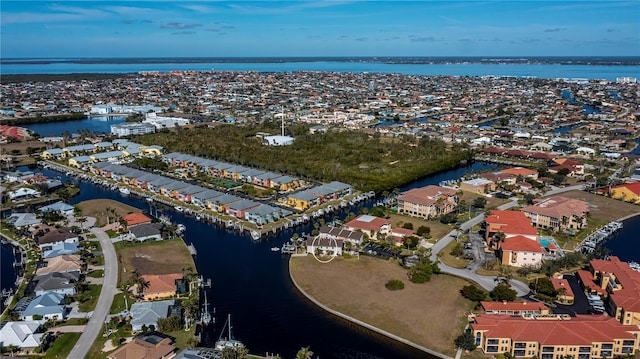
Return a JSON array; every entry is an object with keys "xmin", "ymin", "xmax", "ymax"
[{"xmin": 3, "ymin": 162, "xmax": 640, "ymax": 357}]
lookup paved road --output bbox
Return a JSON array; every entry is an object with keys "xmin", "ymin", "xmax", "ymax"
[
  {"xmin": 67, "ymin": 226, "xmax": 118, "ymax": 359},
  {"xmin": 429, "ymin": 184, "xmax": 586, "ymax": 297}
]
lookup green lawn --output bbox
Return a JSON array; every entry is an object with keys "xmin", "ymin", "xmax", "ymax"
[
  {"xmin": 110, "ymin": 292, "xmax": 134, "ymax": 314},
  {"xmin": 41, "ymin": 332, "xmax": 81, "ymax": 359},
  {"xmin": 77, "ymin": 284, "xmax": 102, "ymax": 312},
  {"xmin": 166, "ymin": 326, "xmax": 197, "ymax": 352},
  {"xmin": 88, "ymin": 255, "xmax": 105, "ymax": 266},
  {"xmin": 87, "ymin": 269, "xmax": 104, "ymax": 278},
  {"xmin": 63, "ymin": 318, "xmax": 89, "ymax": 326},
  {"xmin": 438, "ymin": 241, "xmax": 471, "ymax": 269}
]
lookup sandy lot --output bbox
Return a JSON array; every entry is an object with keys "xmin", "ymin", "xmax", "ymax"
[
  {"xmin": 553, "ymin": 190, "xmax": 639, "ymax": 222},
  {"xmin": 117, "ymin": 240, "xmax": 195, "ymax": 284},
  {"xmin": 290, "ymin": 255, "xmax": 475, "ymax": 356}
]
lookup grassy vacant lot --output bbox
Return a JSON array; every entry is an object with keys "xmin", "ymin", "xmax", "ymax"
[
  {"xmin": 75, "ymin": 199, "xmax": 142, "ymax": 227},
  {"xmin": 386, "ymin": 213, "xmax": 452, "ymax": 240},
  {"xmin": 115, "ymin": 240, "xmax": 195, "ymax": 285},
  {"xmin": 458, "ymin": 191, "xmax": 509, "ymax": 210},
  {"xmin": 290, "ymin": 255, "xmax": 475, "ymax": 356}
]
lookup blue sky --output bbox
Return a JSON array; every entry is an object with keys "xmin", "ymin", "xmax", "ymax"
[{"xmin": 1, "ymin": 1, "xmax": 639, "ymax": 58}]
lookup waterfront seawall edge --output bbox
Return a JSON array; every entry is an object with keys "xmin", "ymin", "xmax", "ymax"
[{"xmin": 287, "ymin": 256, "xmax": 454, "ymax": 359}]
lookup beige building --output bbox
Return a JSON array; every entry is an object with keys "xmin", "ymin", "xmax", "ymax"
[
  {"xmin": 521, "ymin": 196, "xmax": 588, "ymax": 232},
  {"xmin": 396, "ymin": 185, "xmax": 459, "ymax": 219}
]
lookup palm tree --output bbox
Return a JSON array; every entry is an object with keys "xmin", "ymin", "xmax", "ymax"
[{"xmin": 296, "ymin": 346, "xmax": 314, "ymax": 359}]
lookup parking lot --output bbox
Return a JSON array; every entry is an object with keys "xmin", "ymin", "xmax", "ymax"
[
  {"xmin": 360, "ymin": 243, "xmax": 397, "ymax": 259},
  {"xmin": 551, "ymin": 275, "xmax": 594, "ymax": 316}
]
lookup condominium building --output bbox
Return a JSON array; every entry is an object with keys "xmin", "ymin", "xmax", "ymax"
[
  {"xmin": 111, "ymin": 122, "xmax": 156, "ymax": 137},
  {"xmin": 521, "ymin": 196, "xmax": 589, "ymax": 232},
  {"xmin": 396, "ymin": 185, "xmax": 459, "ymax": 219},
  {"xmin": 472, "ymin": 314, "xmax": 640, "ymax": 358}
]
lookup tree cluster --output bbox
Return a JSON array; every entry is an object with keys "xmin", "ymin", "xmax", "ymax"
[{"xmin": 408, "ymin": 257, "xmax": 440, "ymax": 283}]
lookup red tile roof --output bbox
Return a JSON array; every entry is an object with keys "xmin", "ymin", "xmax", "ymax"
[
  {"xmin": 551, "ymin": 278, "xmax": 575, "ymax": 298},
  {"xmin": 611, "ymin": 182, "xmax": 640, "ymax": 196},
  {"xmin": 590, "ymin": 256, "xmax": 640, "ymax": 312},
  {"xmin": 522, "ymin": 196, "xmax": 589, "ymax": 219},
  {"xmin": 121, "ymin": 212, "xmax": 152, "ymax": 227},
  {"xmin": 486, "ymin": 210, "xmax": 538, "ymax": 236},
  {"xmin": 473, "ymin": 314, "xmax": 638, "ymax": 345},
  {"xmin": 500, "ymin": 167, "xmax": 538, "ymax": 177},
  {"xmin": 501, "ymin": 235, "xmax": 545, "ymax": 253},
  {"xmin": 397, "ymin": 185, "xmax": 457, "ymax": 206},
  {"xmin": 141, "ymin": 273, "xmax": 182, "ymax": 296},
  {"xmin": 344, "ymin": 215, "xmax": 390, "ymax": 233}
]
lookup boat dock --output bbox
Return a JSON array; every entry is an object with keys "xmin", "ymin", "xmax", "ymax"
[
  {"xmin": 187, "ymin": 244, "xmax": 197, "ymax": 256},
  {"xmin": 575, "ymin": 221, "xmax": 623, "ymax": 254}
]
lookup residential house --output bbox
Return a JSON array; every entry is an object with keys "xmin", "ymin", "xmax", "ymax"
[
  {"xmin": 21, "ymin": 292, "xmax": 66, "ymax": 322},
  {"xmin": 37, "ymin": 201, "xmax": 76, "ymax": 217},
  {"xmin": 226, "ymin": 199, "xmax": 260, "ymax": 219},
  {"xmin": 35, "ymin": 254, "xmax": 82, "ymax": 275},
  {"xmin": 107, "ymin": 334, "xmax": 176, "ymax": 359},
  {"xmin": 306, "ymin": 236, "xmax": 343, "ymax": 256},
  {"xmin": 140, "ymin": 273, "xmax": 183, "ymax": 301},
  {"xmin": 121, "ymin": 212, "xmax": 153, "ymax": 228},
  {"xmin": 0, "ymin": 321, "xmax": 44, "ymax": 351},
  {"xmin": 343, "ymin": 215, "xmax": 391, "ymax": 239},
  {"xmin": 6, "ymin": 213, "xmax": 41, "ymax": 228},
  {"xmin": 500, "ymin": 235, "xmax": 545, "ymax": 268},
  {"xmin": 471, "ymin": 314, "xmax": 640, "ymax": 358},
  {"xmin": 388, "ymin": 227, "xmax": 415, "ymax": 246},
  {"xmin": 130, "ymin": 300, "xmax": 176, "ymax": 332},
  {"xmin": 521, "ymin": 196, "xmax": 589, "ymax": 232},
  {"xmin": 550, "ymin": 158, "xmax": 585, "ymax": 177},
  {"xmin": 32, "ymin": 271, "xmax": 80, "ymax": 296},
  {"xmin": 397, "ymin": 185, "xmax": 459, "ymax": 219},
  {"xmin": 500, "ymin": 167, "xmax": 539, "ymax": 180},
  {"xmin": 480, "ymin": 300, "xmax": 550, "ymax": 315},
  {"xmin": 129, "ymin": 223, "xmax": 164, "ymax": 242},
  {"xmin": 460, "ymin": 178, "xmax": 496, "ymax": 195},
  {"xmin": 8, "ymin": 187, "xmax": 41, "ymax": 201},
  {"xmin": 318, "ymin": 226, "xmax": 364, "ymax": 246}
]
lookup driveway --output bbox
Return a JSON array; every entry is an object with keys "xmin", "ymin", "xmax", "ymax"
[
  {"xmin": 67, "ymin": 225, "xmax": 118, "ymax": 359},
  {"xmin": 550, "ymin": 274, "xmax": 592, "ymax": 316}
]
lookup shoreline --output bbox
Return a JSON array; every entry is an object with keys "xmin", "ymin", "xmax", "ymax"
[{"xmin": 287, "ymin": 256, "xmax": 453, "ymax": 359}]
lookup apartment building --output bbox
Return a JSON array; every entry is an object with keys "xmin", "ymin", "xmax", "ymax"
[
  {"xmin": 521, "ymin": 196, "xmax": 589, "ymax": 232},
  {"xmin": 396, "ymin": 185, "xmax": 459, "ymax": 219}
]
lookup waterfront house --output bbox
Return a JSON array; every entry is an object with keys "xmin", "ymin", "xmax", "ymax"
[
  {"xmin": 306, "ymin": 236, "xmax": 344, "ymax": 256},
  {"xmin": 344, "ymin": 215, "xmax": 391, "ymax": 239},
  {"xmin": 318, "ymin": 226, "xmax": 364, "ymax": 246},
  {"xmin": 37, "ymin": 201, "xmax": 76, "ymax": 217},
  {"xmin": 210, "ymin": 193, "xmax": 242, "ymax": 213},
  {"xmin": 480, "ymin": 300, "xmax": 549, "ymax": 315},
  {"xmin": 121, "ymin": 212, "xmax": 153, "ymax": 228},
  {"xmin": 0, "ymin": 321, "xmax": 44, "ymax": 352},
  {"xmin": 271, "ymin": 175, "xmax": 302, "ymax": 192},
  {"xmin": 176, "ymin": 184, "xmax": 207, "ymax": 203},
  {"xmin": 226, "ymin": 199, "xmax": 261, "ymax": 219},
  {"xmin": 40, "ymin": 148, "xmax": 65, "ymax": 160},
  {"xmin": 285, "ymin": 191, "xmax": 320, "ymax": 210},
  {"xmin": 396, "ymin": 185, "xmax": 459, "ymax": 219},
  {"xmin": 140, "ymin": 273, "xmax": 183, "ymax": 301},
  {"xmin": 521, "ymin": 196, "xmax": 589, "ymax": 232},
  {"xmin": 500, "ymin": 167, "xmax": 539, "ymax": 180},
  {"xmin": 129, "ymin": 223, "xmax": 164, "ymax": 242},
  {"xmin": 7, "ymin": 212, "xmax": 41, "ymax": 228},
  {"xmin": 471, "ymin": 314, "xmax": 640, "ymax": 357},
  {"xmin": 460, "ymin": 178, "xmax": 496, "ymax": 195},
  {"xmin": 245, "ymin": 204, "xmax": 290, "ymax": 225},
  {"xmin": 21, "ymin": 292, "xmax": 66, "ymax": 322},
  {"xmin": 578, "ymin": 256, "xmax": 640, "ymax": 326},
  {"xmin": 309, "ymin": 181, "xmax": 352, "ymax": 202},
  {"xmin": 8, "ymin": 187, "xmax": 41, "ymax": 201},
  {"xmin": 130, "ymin": 300, "xmax": 176, "ymax": 332},
  {"xmin": 485, "ymin": 210, "xmax": 538, "ymax": 249},
  {"xmin": 107, "ymin": 333, "xmax": 176, "ymax": 359},
  {"xmin": 35, "ymin": 254, "xmax": 82, "ymax": 275},
  {"xmin": 499, "ymin": 235, "xmax": 545, "ymax": 268},
  {"xmin": 191, "ymin": 189, "xmax": 224, "ymax": 209}
]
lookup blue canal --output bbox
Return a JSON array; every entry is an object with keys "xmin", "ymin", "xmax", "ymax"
[
  {"xmin": 23, "ymin": 115, "xmax": 126, "ymax": 137},
  {"xmin": 3, "ymin": 159, "xmax": 640, "ymax": 357}
]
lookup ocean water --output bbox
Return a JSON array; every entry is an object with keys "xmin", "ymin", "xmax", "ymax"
[{"xmin": 2, "ymin": 61, "xmax": 639, "ymax": 80}]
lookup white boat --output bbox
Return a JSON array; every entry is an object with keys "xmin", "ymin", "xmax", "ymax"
[
  {"xmin": 226, "ymin": 220, "xmax": 235, "ymax": 228},
  {"xmin": 174, "ymin": 206, "xmax": 184, "ymax": 212},
  {"xmin": 251, "ymin": 230, "xmax": 261, "ymax": 241},
  {"xmin": 271, "ymin": 247, "xmax": 280, "ymax": 252},
  {"xmin": 201, "ymin": 292, "xmax": 213, "ymax": 326},
  {"xmin": 145, "ymin": 196, "xmax": 153, "ymax": 202},
  {"xmin": 215, "ymin": 314, "xmax": 245, "ymax": 351},
  {"xmin": 118, "ymin": 187, "xmax": 131, "ymax": 195}
]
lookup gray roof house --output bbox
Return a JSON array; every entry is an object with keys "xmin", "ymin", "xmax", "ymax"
[
  {"xmin": 21, "ymin": 292, "xmax": 66, "ymax": 322},
  {"xmin": 38, "ymin": 201, "xmax": 75, "ymax": 217},
  {"xmin": 0, "ymin": 321, "xmax": 44, "ymax": 350},
  {"xmin": 7, "ymin": 213, "xmax": 41, "ymax": 228},
  {"xmin": 129, "ymin": 222, "xmax": 164, "ymax": 242},
  {"xmin": 130, "ymin": 300, "xmax": 175, "ymax": 332},
  {"xmin": 33, "ymin": 271, "xmax": 80, "ymax": 297}
]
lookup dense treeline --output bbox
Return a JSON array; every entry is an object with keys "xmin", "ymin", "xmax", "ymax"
[
  {"xmin": 136, "ymin": 122, "xmax": 473, "ymax": 192},
  {"xmin": 4, "ymin": 113, "xmax": 87, "ymax": 126},
  {"xmin": 0, "ymin": 73, "xmax": 136, "ymax": 84}
]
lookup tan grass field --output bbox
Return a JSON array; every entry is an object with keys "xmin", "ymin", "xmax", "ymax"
[
  {"xmin": 290, "ymin": 255, "xmax": 475, "ymax": 356},
  {"xmin": 386, "ymin": 213, "xmax": 453, "ymax": 240},
  {"xmin": 553, "ymin": 190, "xmax": 639, "ymax": 221},
  {"xmin": 75, "ymin": 199, "xmax": 142, "ymax": 227},
  {"xmin": 116, "ymin": 240, "xmax": 195, "ymax": 285}
]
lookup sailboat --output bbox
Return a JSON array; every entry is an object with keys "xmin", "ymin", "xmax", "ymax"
[
  {"xmin": 201, "ymin": 292, "xmax": 212, "ymax": 327},
  {"xmin": 215, "ymin": 314, "xmax": 244, "ymax": 350}
]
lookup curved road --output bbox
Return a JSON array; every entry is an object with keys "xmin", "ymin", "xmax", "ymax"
[
  {"xmin": 68, "ymin": 226, "xmax": 118, "ymax": 359},
  {"xmin": 430, "ymin": 184, "xmax": 585, "ymax": 297}
]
